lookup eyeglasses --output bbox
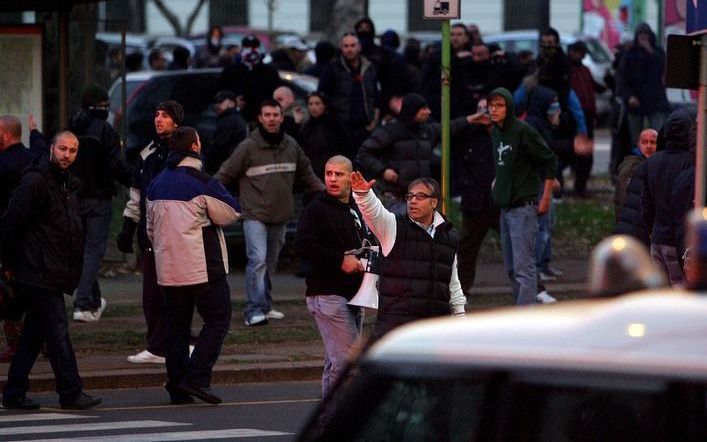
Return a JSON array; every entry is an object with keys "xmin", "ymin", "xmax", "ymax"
[{"xmin": 405, "ymin": 192, "xmax": 435, "ymax": 201}]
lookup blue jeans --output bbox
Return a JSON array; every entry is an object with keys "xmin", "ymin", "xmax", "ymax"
[
  {"xmin": 4, "ymin": 286, "xmax": 83, "ymax": 404},
  {"xmin": 243, "ymin": 220, "xmax": 287, "ymax": 320},
  {"xmin": 535, "ymin": 201, "xmax": 555, "ymax": 273},
  {"xmin": 164, "ymin": 277, "xmax": 232, "ymax": 389},
  {"xmin": 74, "ymin": 198, "xmax": 113, "ymax": 311},
  {"xmin": 500, "ymin": 204, "xmax": 538, "ymax": 305},
  {"xmin": 306, "ymin": 295, "xmax": 363, "ymax": 397}
]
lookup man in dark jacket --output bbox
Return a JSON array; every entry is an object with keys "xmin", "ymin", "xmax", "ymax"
[
  {"xmin": 357, "ymin": 93, "xmax": 473, "ymax": 214},
  {"xmin": 621, "ymin": 23, "xmax": 671, "ymax": 145},
  {"xmin": 472, "ymin": 88, "xmax": 557, "ymax": 305},
  {"xmin": 351, "ymin": 174, "xmax": 466, "ymax": 341},
  {"xmin": 452, "ymin": 99, "xmax": 498, "ymax": 294},
  {"xmin": 216, "ymin": 99, "xmax": 324, "ymax": 327},
  {"xmin": 318, "ymin": 33, "xmax": 380, "ymax": 152},
  {"xmin": 69, "ymin": 85, "xmax": 132, "ymax": 323},
  {"xmin": 206, "ymin": 90, "xmax": 247, "ymax": 174},
  {"xmin": 219, "ymin": 35, "xmax": 282, "ymax": 123},
  {"xmin": 639, "ymin": 108, "xmax": 695, "ymax": 286},
  {"xmin": 1, "ymin": 131, "xmax": 101, "ymax": 410},
  {"xmin": 117, "ymin": 100, "xmax": 184, "ymax": 364},
  {"xmin": 0, "ymin": 115, "xmax": 39, "ymax": 363},
  {"xmin": 295, "ymin": 155, "xmax": 369, "ymax": 397}
]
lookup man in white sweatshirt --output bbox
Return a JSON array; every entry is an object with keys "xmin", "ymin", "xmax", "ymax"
[{"xmin": 351, "ymin": 172, "xmax": 466, "ymax": 341}]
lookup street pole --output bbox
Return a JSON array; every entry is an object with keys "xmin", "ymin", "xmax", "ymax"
[
  {"xmin": 441, "ymin": 19, "xmax": 451, "ymax": 215},
  {"xmin": 695, "ymin": 34, "xmax": 707, "ymax": 210}
]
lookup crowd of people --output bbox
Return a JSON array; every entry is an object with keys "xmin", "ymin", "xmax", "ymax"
[{"xmin": 0, "ymin": 16, "xmax": 696, "ymax": 408}]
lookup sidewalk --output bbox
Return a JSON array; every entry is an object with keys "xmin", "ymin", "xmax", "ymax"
[{"xmin": 0, "ymin": 259, "xmax": 590, "ymax": 393}]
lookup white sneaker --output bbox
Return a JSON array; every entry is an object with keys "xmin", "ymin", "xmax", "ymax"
[
  {"xmin": 265, "ymin": 309, "xmax": 285, "ymax": 320},
  {"xmin": 126, "ymin": 350, "xmax": 165, "ymax": 364},
  {"xmin": 536, "ymin": 291, "xmax": 557, "ymax": 304},
  {"xmin": 244, "ymin": 313, "xmax": 268, "ymax": 326},
  {"xmin": 189, "ymin": 345, "xmax": 195, "ymax": 357},
  {"xmin": 73, "ymin": 309, "xmax": 97, "ymax": 322},
  {"xmin": 92, "ymin": 298, "xmax": 108, "ymax": 320},
  {"xmin": 539, "ymin": 271, "xmax": 557, "ymax": 283}
]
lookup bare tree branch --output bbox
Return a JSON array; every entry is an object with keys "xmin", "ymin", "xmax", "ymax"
[
  {"xmin": 185, "ymin": 0, "xmax": 209, "ymax": 36},
  {"xmin": 151, "ymin": 0, "xmax": 184, "ymax": 36}
]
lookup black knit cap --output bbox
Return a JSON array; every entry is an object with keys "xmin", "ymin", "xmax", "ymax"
[
  {"xmin": 81, "ymin": 84, "xmax": 109, "ymax": 108},
  {"xmin": 156, "ymin": 100, "xmax": 184, "ymax": 125},
  {"xmin": 399, "ymin": 93, "xmax": 428, "ymax": 123}
]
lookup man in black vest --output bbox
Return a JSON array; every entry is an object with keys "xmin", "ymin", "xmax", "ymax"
[{"xmin": 351, "ymin": 173, "xmax": 466, "ymax": 341}]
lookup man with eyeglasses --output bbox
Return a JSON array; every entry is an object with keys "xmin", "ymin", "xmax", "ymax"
[
  {"xmin": 470, "ymin": 88, "xmax": 557, "ymax": 306},
  {"xmin": 351, "ymin": 173, "xmax": 466, "ymax": 341}
]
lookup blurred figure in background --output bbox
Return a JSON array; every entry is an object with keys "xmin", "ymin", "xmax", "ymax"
[
  {"xmin": 299, "ymin": 91, "xmax": 355, "ymax": 179},
  {"xmin": 205, "ymin": 90, "xmax": 247, "ymax": 175},
  {"xmin": 148, "ymin": 49, "xmax": 167, "ymax": 71},
  {"xmin": 305, "ymin": 41, "xmax": 337, "ymax": 78},
  {"xmin": 167, "ymin": 47, "xmax": 191, "ymax": 70},
  {"xmin": 196, "ymin": 25, "xmax": 224, "ymax": 68}
]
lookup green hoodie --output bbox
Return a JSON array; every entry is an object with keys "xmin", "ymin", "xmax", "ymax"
[{"xmin": 488, "ymin": 87, "xmax": 558, "ymax": 208}]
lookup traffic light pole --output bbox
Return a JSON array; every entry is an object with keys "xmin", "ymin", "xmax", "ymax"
[
  {"xmin": 440, "ymin": 20, "xmax": 451, "ymax": 215},
  {"xmin": 696, "ymin": 34, "xmax": 707, "ymax": 210}
]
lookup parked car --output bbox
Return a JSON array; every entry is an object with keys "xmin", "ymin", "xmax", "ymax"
[
  {"xmin": 107, "ymin": 68, "xmax": 317, "ymax": 262},
  {"xmin": 107, "ymin": 68, "xmax": 317, "ymax": 156},
  {"xmin": 298, "ymin": 291, "xmax": 707, "ymax": 441},
  {"xmin": 482, "ymin": 30, "xmax": 614, "ymax": 119}
]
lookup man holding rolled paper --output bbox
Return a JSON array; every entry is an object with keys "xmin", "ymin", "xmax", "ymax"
[
  {"xmin": 351, "ymin": 173, "xmax": 467, "ymax": 342},
  {"xmin": 295, "ymin": 155, "xmax": 371, "ymax": 397}
]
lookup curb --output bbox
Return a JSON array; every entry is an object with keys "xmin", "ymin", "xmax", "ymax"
[{"xmin": 4, "ymin": 362, "xmax": 323, "ymax": 393}]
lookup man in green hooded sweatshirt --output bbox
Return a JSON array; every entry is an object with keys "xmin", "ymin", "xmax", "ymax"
[{"xmin": 472, "ymin": 88, "xmax": 557, "ymax": 305}]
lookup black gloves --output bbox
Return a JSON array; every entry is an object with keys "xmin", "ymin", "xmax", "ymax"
[{"xmin": 116, "ymin": 217, "xmax": 138, "ymax": 253}]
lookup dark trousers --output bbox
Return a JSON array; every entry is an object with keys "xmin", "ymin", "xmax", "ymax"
[
  {"xmin": 164, "ymin": 276, "xmax": 232, "ymax": 389},
  {"xmin": 3, "ymin": 286, "xmax": 82, "ymax": 403},
  {"xmin": 458, "ymin": 211, "xmax": 500, "ymax": 293},
  {"xmin": 142, "ymin": 251, "xmax": 168, "ymax": 357}
]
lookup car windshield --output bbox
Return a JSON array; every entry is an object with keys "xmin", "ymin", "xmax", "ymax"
[{"xmin": 301, "ymin": 369, "xmax": 704, "ymax": 441}]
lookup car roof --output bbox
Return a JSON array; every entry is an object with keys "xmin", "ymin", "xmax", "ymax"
[{"xmin": 366, "ymin": 291, "xmax": 707, "ymax": 381}]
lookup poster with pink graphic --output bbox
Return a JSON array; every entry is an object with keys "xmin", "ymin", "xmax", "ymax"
[{"xmin": 582, "ymin": 0, "xmax": 628, "ymax": 50}]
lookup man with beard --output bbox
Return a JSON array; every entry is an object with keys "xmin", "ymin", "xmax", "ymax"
[
  {"xmin": 216, "ymin": 100, "xmax": 323, "ymax": 326},
  {"xmin": 219, "ymin": 35, "xmax": 282, "ymax": 123},
  {"xmin": 1, "ymin": 131, "xmax": 101, "ymax": 410}
]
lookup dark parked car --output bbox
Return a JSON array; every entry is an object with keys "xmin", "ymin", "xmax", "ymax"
[
  {"xmin": 107, "ymin": 69, "xmax": 317, "ymax": 264},
  {"xmin": 298, "ymin": 291, "xmax": 707, "ymax": 441},
  {"xmin": 107, "ymin": 68, "xmax": 316, "ymax": 157}
]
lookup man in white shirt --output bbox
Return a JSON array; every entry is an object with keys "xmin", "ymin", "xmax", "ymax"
[{"xmin": 351, "ymin": 172, "xmax": 466, "ymax": 341}]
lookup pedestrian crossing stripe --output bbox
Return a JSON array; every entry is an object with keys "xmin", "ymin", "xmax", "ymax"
[
  {"xmin": 17, "ymin": 428, "xmax": 292, "ymax": 441},
  {"xmin": 0, "ymin": 413, "xmax": 96, "ymax": 423},
  {"xmin": 0, "ymin": 420, "xmax": 186, "ymax": 436}
]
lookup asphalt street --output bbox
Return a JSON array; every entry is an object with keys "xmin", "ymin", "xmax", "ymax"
[{"xmin": 0, "ymin": 381, "xmax": 321, "ymax": 441}]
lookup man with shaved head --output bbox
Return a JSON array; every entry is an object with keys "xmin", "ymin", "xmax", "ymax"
[
  {"xmin": 295, "ymin": 155, "xmax": 370, "ymax": 396},
  {"xmin": 1, "ymin": 130, "xmax": 101, "ymax": 410},
  {"xmin": 273, "ymin": 85, "xmax": 305, "ymax": 139},
  {"xmin": 0, "ymin": 115, "xmax": 37, "ymax": 363}
]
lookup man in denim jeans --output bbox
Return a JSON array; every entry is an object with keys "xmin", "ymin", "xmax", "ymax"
[
  {"xmin": 217, "ymin": 100, "xmax": 323, "ymax": 326},
  {"xmin": 472, "ymin": 88, "xmax": 557, "ymax": 305},
  {"xmin": 295, "ymin": 156, "xmax": 368, "ymax": 397}
]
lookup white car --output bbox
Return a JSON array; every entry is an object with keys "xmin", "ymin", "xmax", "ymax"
[{"xmin": 298, "ymin": 291, "xmax": 707, "ymax": 441}]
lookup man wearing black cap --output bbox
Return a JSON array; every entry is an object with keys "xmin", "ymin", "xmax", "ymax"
[
  {"xmin": 117, "ymin": 100, "xmax": 185, "ymax": 364},
  {"xmin": 219, "ymin": 35, "xmax": 282, "ymax": 123},
  {"xmin": 357, "ymin": 92, "xmax": 475, "ymax": 214},
  {"xmin": 69, "ymin": 84, "xmax": 132, "ymax": 323},
  {"xmin": 205, "ymin": 90, "xmax": 247, "ymax": 174}
]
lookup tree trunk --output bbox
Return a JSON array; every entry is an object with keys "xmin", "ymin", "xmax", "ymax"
[
  {"xmin": 185, "ymin": 0, "xmax": 208, "ymax": 36},
  {"xmin": 323, "ymin": 0, "xmax": 366, "ymax": 44}
]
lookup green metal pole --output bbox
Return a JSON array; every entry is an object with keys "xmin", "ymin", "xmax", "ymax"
[{"xmin": 441, "ymin": 19, "xmax": 451, "ymax": 215}]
